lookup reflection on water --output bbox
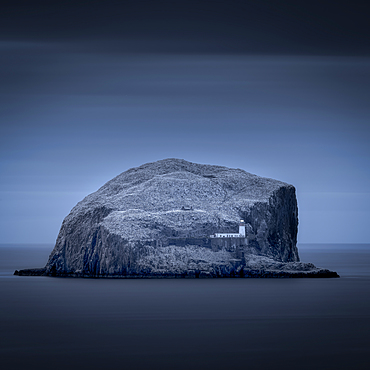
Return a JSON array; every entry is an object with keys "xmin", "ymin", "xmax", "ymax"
[{"xmin": 1, "ymin": 244, "xmax": 369, "ymax": 370}]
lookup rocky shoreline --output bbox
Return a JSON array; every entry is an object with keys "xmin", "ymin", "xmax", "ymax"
[
  {"xmin": 14, "ymin": 268, "xmax": 339, "ymax": 278},
  {"xmin": 14, "ymin": 249, "xmax": 339, "ymax": 278}
]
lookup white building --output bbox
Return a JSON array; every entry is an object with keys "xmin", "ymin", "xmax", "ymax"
[{"xmin": 211, "ymin": 220, "xmax": 246, "ymax": 238}]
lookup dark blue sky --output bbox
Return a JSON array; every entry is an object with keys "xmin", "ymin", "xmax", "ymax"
[{"xmin": 1, "ymin": 1, "xmax": 369, "ymax": 243}]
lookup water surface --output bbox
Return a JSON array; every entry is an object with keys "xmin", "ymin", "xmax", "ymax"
[{"xmin": 1, "ymin": 244, "xmax": 369, "ymax": 370}]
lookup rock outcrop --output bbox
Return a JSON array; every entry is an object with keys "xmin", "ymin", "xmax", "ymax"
[{"xmin": 15, "ymin": 159, "xmax": 339, "ymax": 278}]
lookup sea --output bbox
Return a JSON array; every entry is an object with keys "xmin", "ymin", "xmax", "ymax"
[{"xmin": 1, "ymin": 243, "xmax": 369, "ymax": 370}]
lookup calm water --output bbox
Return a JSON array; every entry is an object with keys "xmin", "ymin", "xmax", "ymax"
[{"xmin": 1, "ymin": 244, "xmax": 369, "ymax": 370}]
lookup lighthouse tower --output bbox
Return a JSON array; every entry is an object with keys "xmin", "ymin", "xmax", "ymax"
[{"xmin": 239, "ymin": 220, "xmax": 246, "ymax": 237}]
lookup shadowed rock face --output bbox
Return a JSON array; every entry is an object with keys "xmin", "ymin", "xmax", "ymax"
[{"xmin": 42, "ymin": 158, "xmax": 303, "ymax": 277}]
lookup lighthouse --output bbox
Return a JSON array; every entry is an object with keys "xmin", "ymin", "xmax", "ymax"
[
  {"xmin": 239, "ymin": 220, "xmax": 246, "ymax": 237},
  {"xmin": 210, "ymin": 219, "xmax": 247, "ymax": 238}
]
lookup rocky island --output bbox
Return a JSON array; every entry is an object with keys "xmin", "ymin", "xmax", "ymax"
[{"xmin": 15, "ymin": 158, "xmax": 338, "ymax": 278}]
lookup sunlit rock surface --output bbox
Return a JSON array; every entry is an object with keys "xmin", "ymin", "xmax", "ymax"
[{"xmin": 15, "ymin": 159, "xmax": 338, "ymax": 278}]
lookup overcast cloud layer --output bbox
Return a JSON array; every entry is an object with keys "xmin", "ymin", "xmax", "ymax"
[{"xmin": 1, "ymin": 1, "xmax": 369, "ymax": 243}]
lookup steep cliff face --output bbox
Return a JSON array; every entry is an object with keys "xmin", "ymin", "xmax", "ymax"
[{"xmin": 43, "ymin": 158, "xmax": 303, "ymax": 277}]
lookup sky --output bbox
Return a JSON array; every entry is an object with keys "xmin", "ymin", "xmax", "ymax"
[{"xmin": 1, "ymin": 1, "xmax": 369, "ymax": 244}]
